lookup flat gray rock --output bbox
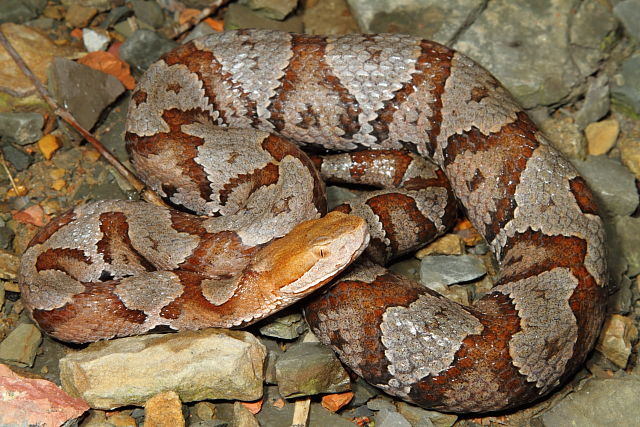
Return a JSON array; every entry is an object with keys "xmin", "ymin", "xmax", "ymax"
[
  {"xmin": 420, "ymin": 255, "xmax": 486, "ymax": 289},
  {"xmin": 614, "ymin": 0, "xmax": 640, "ymax": 40},
  {"xmin": 573, "ymin": 74, "xmax": 610, "ymax": 130},
  {"xmin": 48, "ymin": 57, "xmax": 125, "ymax": 131},
  {"xmin": 119, "ymin": 30, "xmax": 178, "ymax": 75},
  {"xmin": 612, "ymin": 54, "xmax": 640, "ymax": 116},
  {"xmin": 0, "ymin": 0, "xmax": 44, "ymax": 24},
  {"xmin": 539, "ymin": 376, "xmax": 640, "ymax": 427},
  {"xmin": 375, "ymin": 408, "xmax": 412, "ymax": 427},
  {"xmin": 0, "ymin": 323, "xmax": 42, "ymax": 367},
  {"xmin": 396, "ymin": 402, "xmax": 457, "ymax": 427},
  {"xmin": 346, "ymin": 0, "xmax": 485, "ymax": 45},
  {"xmin": 258, "ymin": 313, "xmax": 307, "ymax": 340},
  {"xmin": 615, "ymin": 216, "xmax": 640, "ymax": 277},
  {"xmin": 223, "ymin": 3, "xmax": 303, "ymax": 32},
  {"xmin": 1, "ymin": 144, "xmax": 32, "ymax": 171},
  {"xmin": 275, "ymin": 342, "xmax": 350, "ymax": 398},
  {"xmin": 0, "ymin": 112, "xmax": 43, "ymax": 145},
  {"xmin": 240, "ymin": 0, "xmax": 298, "ymax": 20},
  {"xmin": 130, "ymin": 0, "xmax": 164, "ymax": 28},
  {"xmin": 453, "ymin": 0, "xmax": 617, "ymax": 108},
  {"xmin": 61, "ymin": 0, "xmax": 110, "ymax": 12},
  {"xmin": 572, "ymin": 155, "xmax": 639, "ymax": 217},
  {"xmin": 183, "ymin": 22, "xmax": 217, "ymax": 45}
]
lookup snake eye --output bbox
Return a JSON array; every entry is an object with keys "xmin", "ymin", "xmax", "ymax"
[{"xmin": 313, "ymin": 246, "xmax": 329, "ymax": 258}]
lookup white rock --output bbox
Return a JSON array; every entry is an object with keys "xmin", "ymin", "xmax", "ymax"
[{"xmin": 60, "ymin": 329, "xmax": 266, "ymax": 409}]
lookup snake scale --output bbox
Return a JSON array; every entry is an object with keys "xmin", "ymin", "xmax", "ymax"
[{"xmin": 18, "ymin": 30, "xmax": 608, "ymax": 413}]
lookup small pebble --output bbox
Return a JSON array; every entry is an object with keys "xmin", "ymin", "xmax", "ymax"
[
  {"xmin": 541, "ymin": 115, "xmax": 586, "ymax": 159},
  {"xmin": 232, "ymin": 401, "xmax": 259, "ymax": 427},
  {"xmin": 420, "ymin": 255, "xmax": 486, "ymax": 288},
  {"xmin": 194, "ymin": 401, "xmax": 216, "ymax": 421},
  {"xmin": 585, "ymin": 118, "xmax": 620, "ymax": 155},
  {"xmin": 65, "ymin": 4, "xmax": 98, "ymax": 28},
  {"xmin": 259, "ymin": 313, "xmax": 306, "ymax": 339},
  {"xmin": 0, "ymin": 323, "xmax": 42, "ymax": 367},
  {"xmin": 83, "ymin": 28, "xmax": 111, "ymax": 52},
  {"xmin": 106, "ymin": 411, "xmax": 137, "ymax": 427},
  {"xmin": 620, "ymin": 135, "xmax": 640, "ymax": 179},
  {"xmin": 37, "ymin": 134, "xmax": 61, "ymax": 160},
  {"xmin": 0, "ymin": 112, "xmax": 44, "ymax": 145},
  {"xmin": 51, "ymin": 179, "xmax": 66, "ymax": 191},
  {"xmin": 144, "ymin": 391, "xmax": 185, "ymax": 427},
  {"xmin": 0, "ymin": 251, "xmax": 20, "ymax": 280},
  {"xmin": 416, "ymin": 234, "xmax": 464, "ymax": 258},
  {"xmin": 596, "ymin": 314, "xmax": 638, "ymax": 368}
]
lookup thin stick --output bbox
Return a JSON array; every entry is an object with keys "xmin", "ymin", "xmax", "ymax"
[
  {"xmin": 0, "ymin": 28, "xmax": 166, "ymax": 207},
  {"xmin": 291, "ymin": 398, "xmax": 310, "ymax": 427},
  {"xmin": 0, "ymin": 151, "xmax": 23, "ymax": 196},
  {"xmin": 170, "ymin": 0, "xmax": 228, "ymax": 38}
]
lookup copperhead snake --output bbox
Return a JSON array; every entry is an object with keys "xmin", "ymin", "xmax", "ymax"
[{"xmin": 18, "ymin": 30, "xmax": 608, "ymax": 413}]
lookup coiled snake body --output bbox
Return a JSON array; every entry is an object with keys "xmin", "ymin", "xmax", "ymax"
[{"xmin": 19, "ymin": 30, "xmax": 608, "ymax": 413}]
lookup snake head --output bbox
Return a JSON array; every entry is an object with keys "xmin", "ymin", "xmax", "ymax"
[{"xmin": 247, "ymin": 211, "xmax": 370, "ymax": 303}]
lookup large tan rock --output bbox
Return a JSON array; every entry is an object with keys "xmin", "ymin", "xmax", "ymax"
[
  {"xmin": 0, "ymin": 23, "xmax": 81, "ymax": 97},
  {"xmin": 60, "ymin": 329, "xmax": 266, "ymax": 409}
]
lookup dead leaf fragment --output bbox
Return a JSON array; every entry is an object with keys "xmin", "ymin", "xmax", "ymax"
[
  {"xmin": 12, "ymin": 204, "xmax": 46, "ymax": 227},
  {"xmin": 78, "ymin": 51, "xmax": 135, "ymax": 90},
  {"xmin": 204, "ymin": 18, "xmax": 224, "ymax": 32},
  {"xmin": 240, "ymin": 399, "xmax": 263, "ymax": 414},
  {"xmin": 321, "ymin": 391, "xmax": 353, "ymax": 412}
]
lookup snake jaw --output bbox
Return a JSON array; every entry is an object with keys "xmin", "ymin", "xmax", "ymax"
[
  {"xmin": 246, "ymin": 211, "xmax": 369, "ymax": 301},
  {"xmin": 278, "ymin": 213, "xmax": 370, "ymax": 297}
]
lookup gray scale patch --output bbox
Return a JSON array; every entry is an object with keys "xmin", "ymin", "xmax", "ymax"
[
  {"xmin": 274, "ymin": 51, "xmax": 358, "ymax": 152},
  {"xmin": 400, "ymin": 154, "xmax": 439, "ymax": 184},
  {"xmin": 202, "ymin": 156, "xmax": 320, "ymax": 247},
  {"xmin": 130, "ymin": 143, "xmax": 214, "ymax": 216},
  {"xmin": 308, "ymin": 302, "xmax": 370, "ymax": 378},
  {"xmin": 20, "ymin": 202, "xmax": 114, "ymax": 311},
  {"xmin": 494, "ymin": 268, "xmax": 579, "ymax": 392},
  {"xmin": 115, "ymin": 271, "xmax": 184, "ymax": 314},
  {"xmin": 115, "ymin": 202, "xmax": 201, "ymax": 270},
  {"xmin": 339, "ymin": 259, "xmax": 387, "ymax": 284},
  {"xmin": 435, "ymin": 53, "xmax": 520, "ymax": 166},
  {"xmin": 19, "ymin": 200, "xmax": 198, "ymax": 311},
  {"xmin": 493, "ymin": 143, "xmax": 607, "ymax": 286},
  {"xmin": 126, "ymin": 61, "xmax": 215, "ymax": 137},
  {"xmin": 380, "ymin": 293, "xmax": 484, "ymax": 397},
  {"xmin": 343, "ymin": 197, "xmax": 390, "ymax": 251},
  {"xmin": 201, "ymin": 277, "xmax": 239, "ymax": 306},
  {"xmin": 445, "ymin": 142, "xmax": 516, "ymax": 230},
  {"xmin": 411, "ymin": 187, "xmax": 449, "ymax": 233},
  {"xmin": 188, "ymin": 125, "xmax": 274, "ymax": 216},
  {"xmin": 388, "ymin": 83, "xmax": 436, "ymax": 154},
  {"xmin": 319, "ymin": 154, "xmax": 353, "ymax": 183},
  {"xmin": 19, "ymin": 266, "xmax": 85, "ymax": 311},
  {"xmin": 325, "ymin": 34, "xmax": 421, "ymax": 147},
  {"xmin": 194, "ymin": 30, "xmax": 293, "ymax": 129}
]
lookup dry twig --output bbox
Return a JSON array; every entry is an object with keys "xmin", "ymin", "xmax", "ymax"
[
  {"xmin": 170, "ymin": 0, "xmax": 228, "ymax": 38},
  {"xmin": 0, "ymin": 151, "xmax": 24, "ymax": 197},
  {"xmin": 0, "ymin": 28, "xmax": 166, "ymax": 207},
  {"xmin": 291, "ymin": 398, "xmax": 311, "ymax": 427}
]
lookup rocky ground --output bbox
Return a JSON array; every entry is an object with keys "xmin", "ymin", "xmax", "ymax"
[{"xmin": 1, "ymin": 0, "xmax": 640, "ymax": 426}]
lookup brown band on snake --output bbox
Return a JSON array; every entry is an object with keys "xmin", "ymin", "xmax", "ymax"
[{"xmin": 18, "ymin": 30, "xmax": 607, "ymax": 413}]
